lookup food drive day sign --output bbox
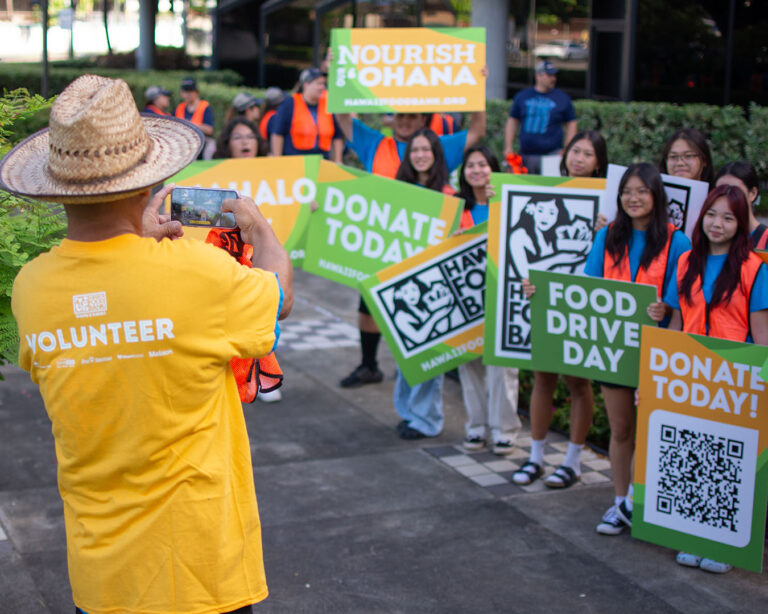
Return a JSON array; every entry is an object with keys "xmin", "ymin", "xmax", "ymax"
[
  {"xmin": 327, "ymin": 27, "xmax": 486, "ymax": 113},
  {"xmin": 303, "ymin": 162, "xmax": 462, "ymax": 288},
  {"xmin": 634, "ymin": 326, "xmax": 768, "ymax": 572},
  {"xmin": 168, "ymin": 156, "xmax": 321, "ymax": 263},
  {"xmin": 360, "ymin": 223, "xmax": 488, "ymax": 386},
  {"xmin": 528, "ymin": 271, "xmax": 656, "ymax": 387}
]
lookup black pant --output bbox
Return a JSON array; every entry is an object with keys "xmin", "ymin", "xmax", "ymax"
[{"xmin": 76, "ymin": 607, "xmax": 253, "ymax": 614}]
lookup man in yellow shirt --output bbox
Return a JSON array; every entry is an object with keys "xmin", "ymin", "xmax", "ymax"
[{"xmin": 0, "ymin": 75, "xmax": 293, "ymax": 614}]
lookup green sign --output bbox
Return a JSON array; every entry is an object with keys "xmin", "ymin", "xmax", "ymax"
[
  {"xmin": 529, "ymin": 270, "xmax": 657, "ymax": 387},
  {"xmin": 303, "ymin": 163, "xmax": 462, "ymax": 288},
  {"xmin": 360, "ymin": 223, "xmax": 488, "ymax": 386}
]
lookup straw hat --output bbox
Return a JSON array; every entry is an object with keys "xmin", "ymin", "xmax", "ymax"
[{"xmin": 0, "ymin": 74, "xmax": 204, "ymax": 204}]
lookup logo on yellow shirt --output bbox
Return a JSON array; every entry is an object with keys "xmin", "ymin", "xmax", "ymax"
[{"xmin": 73, "ymin": 291, "xmax": 107, "ymax": 318}]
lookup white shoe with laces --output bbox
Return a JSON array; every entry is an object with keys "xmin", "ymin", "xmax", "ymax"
[
  {"xmin": 258, "ymin": 388, "xmax": 282, "ymax": 403},
  {"xmin": 595, "ymin": 504, "xmax": 628, "ymax": 535}
]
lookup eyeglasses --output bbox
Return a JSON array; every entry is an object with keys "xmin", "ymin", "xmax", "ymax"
[
  {"xmin": 620, "ymin": 187, "xmax": 651, "ymax": 198},
  {"xmin": 231, "ymin": 134, "xmax": 257, "ymax": 142},
  {"xmin": 667, "ymin": 152, "xmax": 699, "ymax": 164}
]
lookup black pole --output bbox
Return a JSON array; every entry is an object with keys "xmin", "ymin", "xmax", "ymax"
[
  {"xmin": 258, "ymin": 6, "xmax": 265, "ymax": 87},
  {"xmin": 723, "ymin": 0, "xmax": 735, "ymax": 106},
  {"xmin": 41, "ymin": 0, "xmax": 49, "ymax": 97}
]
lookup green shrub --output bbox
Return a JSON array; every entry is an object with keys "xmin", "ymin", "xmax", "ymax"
[{"xmin": 0, "ymin": 89, "xmax": 66, "ymax": 365}]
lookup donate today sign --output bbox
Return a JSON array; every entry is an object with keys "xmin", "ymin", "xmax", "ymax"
[
  {"xmin": 303, "ymin": 162, "xmax": 462, "ymax": 288},
  {"xmin": 327, "ymin": 27, "xmax": 486, "ymax": 113},
  {"xmin": 529, "ymin": 270, "xmax": 656, "ymax": 387}
]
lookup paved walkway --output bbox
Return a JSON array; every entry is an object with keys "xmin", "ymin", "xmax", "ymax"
[{"xmin": 1, "ymin": 269, "xmax": 766, "ymax": 613}]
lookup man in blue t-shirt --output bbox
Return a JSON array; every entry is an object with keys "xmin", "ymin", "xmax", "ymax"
[{"xmin": 504, "ymin": 61, "xmax": 577, "ymax": 174}]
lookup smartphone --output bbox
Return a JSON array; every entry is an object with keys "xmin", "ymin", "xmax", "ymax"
[{"xmin": 170, "ymin": 187, "xmax": 238, "ymax": 228}]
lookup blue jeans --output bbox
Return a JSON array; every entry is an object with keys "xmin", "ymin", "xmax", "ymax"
[{"xmin": 393, "ymin": 369, "xmax": 444, "ymax": 436}]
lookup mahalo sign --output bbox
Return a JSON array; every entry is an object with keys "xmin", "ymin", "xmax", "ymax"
[
  {"xmin": 303, "ymin": 162, "xmax": 462, "ymax": 288},
  {"xmin": 361, "ymin": 223, "xmax": 488, "ymax": 386},
  {"xmin": 529, "ymin": 270, "xmax": 656, "ymax": 387},
  {"xmin": 634, "ymin": 326, "xmax": 768, "ymax": 572},
  {"xmin": 327, "ymin": 27, "xmax": 486, "ymax": 113},
  {"xmin": 167, "ymin": 156, "xmax": 322, "ymax": 264},
  {"xmin": 483, "ymin": 174, "xmax": 605, "ymax": 367}
]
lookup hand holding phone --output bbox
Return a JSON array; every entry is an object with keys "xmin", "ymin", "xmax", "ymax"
[{"xmin": 170, "ymin": 187, "xmax": 239, "ymax": 228}]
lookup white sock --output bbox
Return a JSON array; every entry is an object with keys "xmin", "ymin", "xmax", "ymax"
[
  {"xmin": 625, "ymin": 484, "xmax": 634, "ymax": 511},
  {"xmin": 562, "ymin": 442, "xmax": 584, "ymax": 475},
  {"xmin": 614, "ymin": 495, "xmax": 625, "ymax": 507},
  {"xmin": 530, "ymin": 439, "xmax": 546, "ymax": 465}
]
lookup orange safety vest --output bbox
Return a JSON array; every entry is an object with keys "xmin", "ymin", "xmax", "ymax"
[
  {"xmin": 603, "ymin": 223, "xmax": 677, "ymax": 296},
  {"xmin": 144, "ymin": 104, "xmax": 168, "ymax": 116},
  {"xmin": 459, "ymin": 209, "xmax": 474, "ymax": 230},
  {"xmin": 290, "ymin": 92, "xmax": 334, "ymax": 152},
  {"xmin": 753, "ymin": 224, "xmax": 768, "ymax": 250},
  {"xmin": 676, "ymin": 250, "xmax": 762, "ymax": 341},
  {"xmin": 259, "ymin": 109, "xmax": 277, "ymax": 141},
  {"xmin": 429, "ymin": 113, "xmax": 455, "ymax": 136},
  {"xmin": 204, "ymin": 228, "xmax": 284, "ymax": 402},
  {"xmin": 371, "ymin": 136, "xmax": 402, "ymax": 178},
  {"xmin": 175, "ymin": 99, "xmax": 210, "ymax": 126}
]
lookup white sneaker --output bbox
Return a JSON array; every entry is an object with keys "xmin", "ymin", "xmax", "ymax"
[
  {"xmin": 595, "ymin": 504, "xmax": 628, "ymax": 535},
  {"xmin": 258, "ymin": 388, "xmax": 282, "ymax": 403}
]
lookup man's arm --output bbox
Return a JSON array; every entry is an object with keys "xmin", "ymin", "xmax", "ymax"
[
  {"xmin": 562, "ymin": 119, "xmax": 578, "ymax": 151},
  {"xmin": 330, "ymin": 138, "xmax": 344, "ymax": 163},
  {"xmin": 223, "ymin": 196, "xmax": 293, "ymax": 319},
  {"xmin": 270, "ymin": 134, "xmax": 284, "ymax": 157},
  {"xmin": 464, "ymin": 110, "xmax": 486, "ymax": 151},
  {"xmin": 336, "ymin": 113, "xmax": 353, "ymax": 143},
  {"xmin": 199, "ymin": 123, "xmax": 214, "ymax": 137},
  {"xmin": 504, "ymin": 117, "xmax": 519, "ymax": 156}
]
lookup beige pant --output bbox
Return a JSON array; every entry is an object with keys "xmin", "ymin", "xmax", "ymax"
[{"xmin": 458, "ymin": 359, "xmax": 521, "ymax": 442}]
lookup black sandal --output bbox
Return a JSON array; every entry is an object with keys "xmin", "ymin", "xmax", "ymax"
[
  {"xmin": 544, "ymin": 465, "xmax": 579, "ymax": 489},
  {"xmin": 512, "ymin": 461, "xmax": 542, "ymax": 485}
]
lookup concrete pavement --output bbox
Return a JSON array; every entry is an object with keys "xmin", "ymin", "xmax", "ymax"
[{"xmin": 0, "ymin": 269, "xmax": 766, "ymax": 613}]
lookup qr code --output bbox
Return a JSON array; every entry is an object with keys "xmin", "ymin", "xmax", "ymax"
[
  {"xmin": 645, "ymin": 410, "xmax": 758, "ymax": 548},
  {"xmin": 655, "ymin": 426, "xmax": 744, "ymax": 532}
]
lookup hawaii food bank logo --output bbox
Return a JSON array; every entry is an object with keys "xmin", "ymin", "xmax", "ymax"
[{"xmin": 73, "ymin": 292, "xmax": 107, "ymax": 318}]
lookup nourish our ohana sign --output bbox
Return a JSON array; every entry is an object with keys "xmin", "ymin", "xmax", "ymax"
[{"xmin": 327, "ymin": 27, "xmax": 486, "ymax": 113}]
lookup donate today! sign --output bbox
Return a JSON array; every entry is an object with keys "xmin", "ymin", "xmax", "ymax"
[
  {"xmin": 327, "ymin": 27, "xmax": 486, "ymax": 113},
  {"xmin": 528, "ymin": 270, "xmax": 657, "ymax": 387},
  {"xmin": 303, "ymin": 162, "xmax": 462, "ymax": 288}
]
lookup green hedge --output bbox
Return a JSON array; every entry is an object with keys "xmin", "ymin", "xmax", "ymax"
[{"xmin": 0, "ymin": 64, "xmax": 255, "ymax": 137}]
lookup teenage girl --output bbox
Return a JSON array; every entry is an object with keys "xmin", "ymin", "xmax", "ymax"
[
  {"xmin": 515, "ymin": 131, "xmax": 608, "ymax": 487},
  {"xmin": 714, "ymin": 161, "xmax": 767, "ymax": 249},
  {"xmin": 455, "ymin": 145, "xmax": 521, "ymax": 455},
  {"xmin": 659, "ymin": 128, "xmax": 714, "ymax": 186},
  {"xmin": 665, "ymin": 184, "xmax": 768, "ymax": 573},
  {"xmin": 392, "ymin": 128, "xmax": 453, "ymax": 439},
  {"xmin": 583, "ymin": 163, "xmax": 691, "ymax": 534}
]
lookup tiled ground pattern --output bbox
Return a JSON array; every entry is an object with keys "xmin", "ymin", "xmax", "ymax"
[
  {"xmin": 278, "ymin": 318, "xmax": 359, "ymax": 351},
  {"xmin": 425, "ymin": 436, "xmax": 612, "ymax": 497}
]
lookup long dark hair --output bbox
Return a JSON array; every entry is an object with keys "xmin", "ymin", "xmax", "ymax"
[
  {"xmin": 213, "ymin": 117, "xmax": 263, "ymax": 159},
  {"xmin": 393, "ymin": 276, "xmax": 430, "ymax": 318},
  {"xmin": 512, "ymin": 195, "xmax": 571, "ymax": 259},
  {"xmin": 659, "ymin": 128, "xmax": 714, "ymax": 186},
  {"xmin": 606, "ymin": 163, "xmax": 670, "ymax": 271},
  {"xmin": 679, "ymin": 185, "xmax": 751, "ymax": 309},
  {"xmin": 715, "ymin": 161, "xmax": 759, "ymax": 205},
  {"xmin": 559, "ymin": 130, "xmax": 608, "ymax": 178},
  {"xmin": 458, "ymin": 145, "xmax": 500, "ymax": 210},
  {"xmin": 395, "ymin": 128, "xmax": 448, "ymax": 192}
]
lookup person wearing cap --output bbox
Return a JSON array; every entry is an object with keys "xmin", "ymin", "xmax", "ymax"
[
  {"xmin": 144, "ymin": 85, "xmax": 171, "ymax": 115},
  {"xmin": 504, "ymin": 60, "xmax": 577, "ymax": 175},
  {"xmin": 226, "ymin": 91, "xmax": 262, "ymax": 125},
  {"xmin": 1, "ymin": 74, "xmax": 293, "ymax": 614},
  {"xmin": 175, "ymin": 76, "xmax": 215, "ymax": 138},
  {"xmin": 271, "ymin": 67, "xmax": 343, "ymax": 162},
  {"xmin": 259, "ymin": 87, "xmax": 285, "ymax": 152}
]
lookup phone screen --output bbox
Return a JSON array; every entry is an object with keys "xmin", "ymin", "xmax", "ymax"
[{"xmin": 170, "ymin": 187, "xmax": 238, "ymax": 228}]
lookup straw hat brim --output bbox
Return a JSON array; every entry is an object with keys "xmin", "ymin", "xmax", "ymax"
[{"xmin": 0, "ymin": 114, "xmax": 204, "ymax": 204}]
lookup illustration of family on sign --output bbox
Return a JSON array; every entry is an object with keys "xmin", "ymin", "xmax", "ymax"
[{"xmin": 507, "ymin": 193, "xmax": 595, "ymax": 279}]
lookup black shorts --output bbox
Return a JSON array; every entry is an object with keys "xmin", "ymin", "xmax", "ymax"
[{"xmin": 358, "ymin": 295, "xmax": 370, "ymax": 315}]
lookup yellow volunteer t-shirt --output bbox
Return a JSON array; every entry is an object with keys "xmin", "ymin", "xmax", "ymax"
[{"xmin": 12, "ymin": 233, "xmax": 281, "ymax": 614}]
